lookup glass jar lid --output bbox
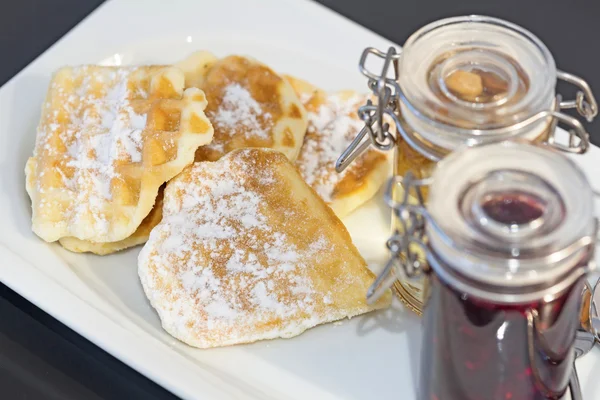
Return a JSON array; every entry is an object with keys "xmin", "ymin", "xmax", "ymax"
[
  {"xmin": 427, "ymin": 141, "xmax": 595, "ymax": 297},
  {"xmin": 399, "ymin": 16, "xmax": 556, "ymax": 151}
]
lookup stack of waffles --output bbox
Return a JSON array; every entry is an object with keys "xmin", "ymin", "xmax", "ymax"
[{"xmin": 25, "ymin": 52, "xmax": 392, "ymax": 348}]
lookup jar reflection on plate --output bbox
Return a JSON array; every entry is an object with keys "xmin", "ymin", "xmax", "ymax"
[{"xmin": 392, "ymin": 142, "xmax": 597, "ymax": 400}]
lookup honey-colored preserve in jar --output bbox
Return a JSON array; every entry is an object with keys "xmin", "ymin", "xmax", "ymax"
[{"xmin": 337, "ymin": 15, "xmax": 597, "ymax": 315}]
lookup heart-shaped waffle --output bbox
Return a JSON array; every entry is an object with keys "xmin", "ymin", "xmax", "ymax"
[{"xmin": 139, "ymin": 148, "xmax": 391, "ymax": 348}]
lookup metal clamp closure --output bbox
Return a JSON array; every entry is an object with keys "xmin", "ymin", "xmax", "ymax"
[
  {"xmin": 545, "ymin": 94, "xmax": 590, "ymax": 154},
  {"xmin": 557, "ymin": 70, "xmax": 598, "ymax": 122},
  {"xmin": 367, "ymin": 164, "xmax": 600, "ymax": 305},
  {"xmin": 366, "ymin": 173, "xmax": 431, "ymax": 304},
  {"xmin": 336, "ymin": 47, "xmax": 402, "ymax": 173}
]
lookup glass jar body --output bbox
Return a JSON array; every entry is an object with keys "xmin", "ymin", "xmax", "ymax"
[{"xmin": 419, "ymin": 270, "xmax": 584, "ymax": 400}]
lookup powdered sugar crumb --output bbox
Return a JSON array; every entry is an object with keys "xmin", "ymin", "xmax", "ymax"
[
  {"xmin": 210, "ymin": 83, "xmax": 272, "ymax": 143},
  {"xmin": 299, "ymin": 92, "xmax": 313, "ymax": 105}
]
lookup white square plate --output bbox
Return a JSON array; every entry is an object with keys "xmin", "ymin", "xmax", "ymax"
[{"xmin": 1, "ymin": 0, "xmax": 599, "ymax": 398}]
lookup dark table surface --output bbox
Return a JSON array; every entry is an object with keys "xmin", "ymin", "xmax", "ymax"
[{"xmin": 1, "ymin": 1, "xmax": 599, "ymax": 399}]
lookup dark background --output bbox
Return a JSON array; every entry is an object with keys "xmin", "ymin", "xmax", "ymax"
[{"xmin": 1, "ymin": 0, "xmax": 599, "ymax": 399}]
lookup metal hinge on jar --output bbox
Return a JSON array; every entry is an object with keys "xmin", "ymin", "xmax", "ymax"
[
  {"xmin": 335, "ymin": 47, "xmax": 403, "ymax": 173},
  {"xmin": 557, "ymin": 70, "xmax": 598, "ymax": 122},
  {"xmin": 366, "ymin": 172, "xmax": 431, "ymax": 304}
]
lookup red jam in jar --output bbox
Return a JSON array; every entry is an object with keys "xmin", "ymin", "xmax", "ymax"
[
  {"xmin": 481, "ymin": 192, "xmax": 545, "ymax": 226},
  {"xmin": 420, "ymin": 273, "xmax": 584, "ymax": 400}
]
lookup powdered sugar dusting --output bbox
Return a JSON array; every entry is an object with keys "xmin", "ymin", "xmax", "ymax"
[
  {"xmin": 296, "ymin": 93, "xmax": 368, "ymax": 202},
  {"xmin": 33, "ymin": 66, "xmax": 149, "ymax": 235},
  {"xmin": 66, "ymin": 67, "xmax": 146, "ymax": 176},
  {"xmin": 138, "ymin": 149, "xmax": 378, "ymax": 348},
  {"xmin": 209, "ymin": 83, "xmax": 272, "ymax": 143},
  {"xmin": 144, "ymin": 156, "xmax": 317, "ymax": 330}
]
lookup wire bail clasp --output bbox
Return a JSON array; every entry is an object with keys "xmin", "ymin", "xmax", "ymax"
[
  {"xmin": 335, "ymin": 47, "xmax": 402, "ymax": 173},
  {"xmin": 366, "ymin": 173, "xmax": 431, "ymax": 304},
  {"xmin": 541, "ymin": 90, "xmax": 594, "ymax": 154},
  {"xmin": 543, "ymin": 70, "xmax": 598, "ymax": 154},
  {"xmin": 557, "ymin": 70, "xmax": 598, "ymax": 122}
]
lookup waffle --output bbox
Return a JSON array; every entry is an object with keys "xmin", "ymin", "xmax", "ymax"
[
  {"xmin": 176, "ymin": 50, "xmax": 217, "ymax": 89},
  {"xmin": 294, "ymin": 88, "xmax": 391, "ymax": 218},
  {"xmin": 176, "ymin": 52, "xmax": 308, "ymax": 161},
  {"xmin": 139, "ymin": 148, "xmax": 391, "ymax": 348},
  {"xmin": 26, "ymin": 65, "xmax": 213, "ymax": 244},
  {"xmin": 58, "ymin": 188, "xmax": 164, "ymax": 255},
  {"xmin": 283, "ymin": 74, "xmax": 318, "ymax": 106}
]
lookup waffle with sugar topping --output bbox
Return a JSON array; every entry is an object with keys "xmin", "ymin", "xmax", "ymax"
[
  {"xmin": 138, "ymin": 148, "xmax": 391, "ymax": 348},
  {"xmin": 26, "ymin": 65, "xmax": 214, "ymax": 244},
  {"xmin": 58, "ymin": 188, "xmax": 164, "ymax": 255},
  {"xmin": 176, "ymin": 52, "xmax": 308, "ymax": 162},
  {"xmin": 293, "ymin": 86, "xmax": 391, "ymax": 218}
]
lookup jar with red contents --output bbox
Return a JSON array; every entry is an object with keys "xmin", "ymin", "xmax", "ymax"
[{"xmin": 368, "ymin": 141, "xmax": 597, "ymax": 400}]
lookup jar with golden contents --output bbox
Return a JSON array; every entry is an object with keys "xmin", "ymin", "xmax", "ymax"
[{"xmin": 336, "ymin": 15, "xmax": 598, "ymax": 315}]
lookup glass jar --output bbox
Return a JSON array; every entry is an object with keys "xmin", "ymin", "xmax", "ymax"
[
  {"xmin": 337, "ymin": 15, "xmax": 598, "ymax": 315},
  {"xmin": 371, "ymin": 141, "xmax": 597, "ymax": 400}
]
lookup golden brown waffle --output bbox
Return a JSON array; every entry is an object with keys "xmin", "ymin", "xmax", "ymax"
[
  {"xmin": 282, "ymin": 74, "xmax": 318, "ymax": 106},
  {"xmin": 293, "ymin": 87, "xmax": 391, "ymax": 218},
  {"xmin": 26, "ymin": 65, "xmax": 213, "ymax": 243},
  {"xmin": 139, "ymin": 148, "xmax": 391, "ymax": 348},
  {"xmin": 176, "ymin": 52, "xmax": 308, "ymax": 162},
  {"xmin": 58, "ymin": 188, "xmax": 164, "ymax": 255}
]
